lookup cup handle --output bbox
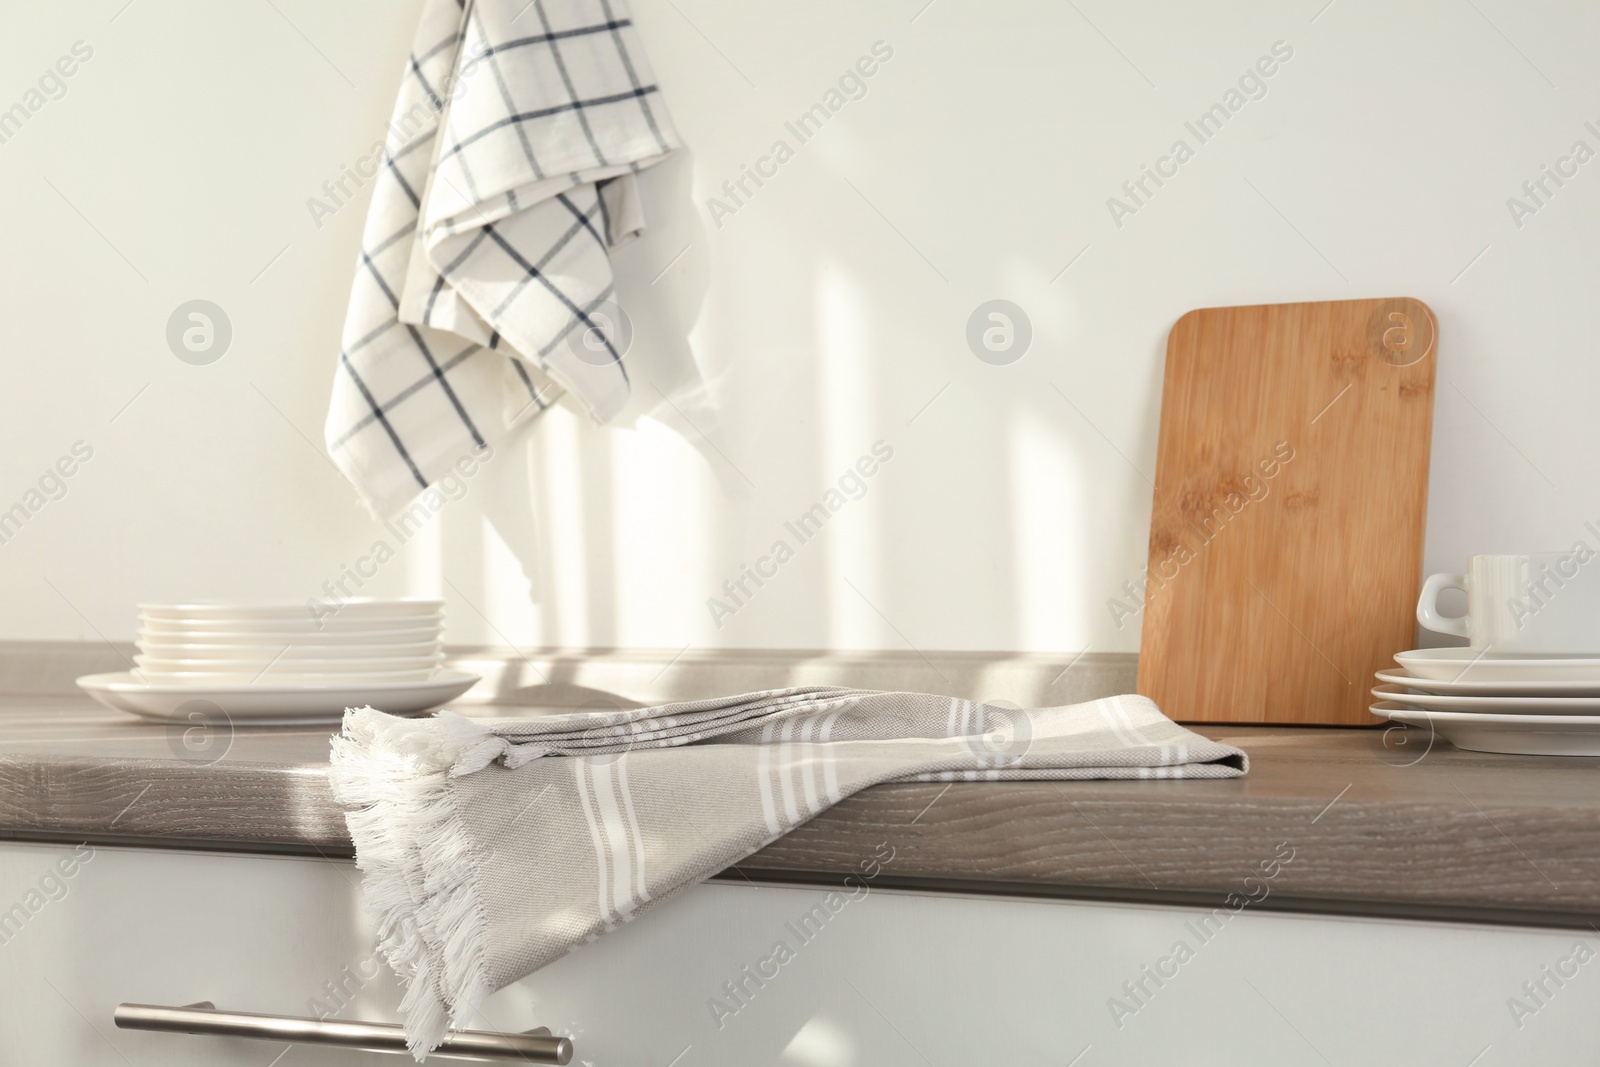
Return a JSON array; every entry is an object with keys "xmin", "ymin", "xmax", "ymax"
[{"xmin": 1416, "ymin": 573, "xmax": 1469, "ymax": 637}]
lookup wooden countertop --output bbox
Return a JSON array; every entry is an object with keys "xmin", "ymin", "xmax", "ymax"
[{"xmin": 3, "ymin": 695, "xmax": 1598, "ymax": 927}]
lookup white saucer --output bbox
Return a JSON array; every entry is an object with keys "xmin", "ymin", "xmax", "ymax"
[
  {"xmin": 1372, "ymin": 682, "xmax": 1600, "ymax": 715},
  {"xmin": 1371, "ymin": 701, "xmax": 1600, "ymax": 756},
  {"xmin": 1394, "ymin": 648, "xmax": 1600, "ymax": 683},
  {"xmin": 1374, "ymin": 668, "xmax": 1600, "ymax": 697},
  {"xmin": 76, "ymin": 670, "xmax": 479, "ymax": 724}
]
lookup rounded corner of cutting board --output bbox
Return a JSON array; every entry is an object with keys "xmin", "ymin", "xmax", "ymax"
[
  {"xmin": 1393, "ymin": 294, "xmax": 1438, "ymax": 319},
  {"xmin": 1167, "ymin": 306, "xmax": 1210, "ymax": 335}
]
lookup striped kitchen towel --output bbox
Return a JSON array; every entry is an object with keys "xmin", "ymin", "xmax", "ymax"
[
  {"xmin": 329, "ymin": 687, "xmax": 1246, "ymax": 1057},
  {"xmin": 325, "ymin": 0, "xmax": 678, "ymax": 518}
]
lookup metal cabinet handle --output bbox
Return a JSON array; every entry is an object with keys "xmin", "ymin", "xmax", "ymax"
[{"xmin": 114, "ymin": 1001, "xmax": 573, "ymax": 1063}]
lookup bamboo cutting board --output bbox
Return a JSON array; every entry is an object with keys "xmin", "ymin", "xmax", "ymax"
[{"xmin": 1136, "ymin": 297, "xmax": 1437, "ymax": 725}]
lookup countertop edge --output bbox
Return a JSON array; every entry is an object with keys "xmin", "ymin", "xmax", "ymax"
[{"xmin": 6, "ymin": 758, "xmax": 1600, "ymax": 926}]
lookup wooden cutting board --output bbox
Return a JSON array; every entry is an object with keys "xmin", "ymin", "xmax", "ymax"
[{"xmin": 1135, "ymin": 297, "xmax": 1437, "ymax": 725}]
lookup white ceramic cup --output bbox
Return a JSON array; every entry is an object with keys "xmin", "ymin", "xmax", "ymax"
[{"xmin": 1417, "ymin": 551, "xmax": 1600, "ymax": 655}]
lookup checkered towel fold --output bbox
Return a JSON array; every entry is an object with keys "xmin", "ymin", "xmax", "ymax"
[
  {"xmin": 325, "ymin": 0, "xmax": 678, "ymax": 517},
  {"xmin": 329, "ymin": 687, "xmax": 1247, "ymax": 1058}
]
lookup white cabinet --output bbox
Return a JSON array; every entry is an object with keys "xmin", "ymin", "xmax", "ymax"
[
  {"xmin": 2, "ymin": 840, "xmax": 1597, "ymax": 1065},
  {"xmin": 0, "ymin": 841, "xmax": 402, "ymax": 1066}
]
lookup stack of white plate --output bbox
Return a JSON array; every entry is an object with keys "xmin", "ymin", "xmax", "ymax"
[
  {"xmin": 134, "ymin": 600, "xmax": 446, "ymax": 684},
  {"xmin": 77, "ymin": 600, "xmax": 479, "ymax": 724},
  {"xmin": 1372, "ymin": 648, "xmax": 1600, "ymax": 756}
]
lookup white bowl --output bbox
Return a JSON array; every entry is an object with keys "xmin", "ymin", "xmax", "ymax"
[
  {"xmin": 139, "ymin": 616, "xmax": 442, "ymax": 635},
  {"xmin": 132, "ymin": 640, "xmax": 442, "ymax": 661},
  {"xmin": 139, "ymin": 599, "xmax": 445, "ymax": 621},
  {"xmin": 134, "ymin": 655, "xmax": 443, "ymax": 674}
]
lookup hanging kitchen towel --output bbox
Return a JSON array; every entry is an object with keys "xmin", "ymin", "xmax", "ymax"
[
  {"xmin": 329, "ymin": 687, "xmax": 1247, "ymax": 1057},
  {"xmin": 325, "ymin": 0, "xmax": 679, "ymax": 518}
]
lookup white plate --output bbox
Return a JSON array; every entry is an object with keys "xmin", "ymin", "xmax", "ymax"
[
  {"xmin": 134, "ymin": 655, "xmax": 442, "ymax": 673},
  {"xmin": 138, "ymin": 626, "xmax": 442, "ymax": 646},
  {"xmin": 140, "ymin": 616, "xmax": 442, "ymax": 635},
  {"xmin": 1370, "ymin": 701, "xmax": 1600, "ymax": 756},
  {"xmin": 140, "ymin": 617, "xmax": 442, "ymax": 636},
  {"xmin": 1372, "ymin": 683, "xmax": 1600, "ymax": 715},
  {"xmin": 1394, "ymin": 648, "xmax": 1600, "ymax": 683},
  {"xmin": 76, "ymin": 669, "xmax": 479, "ymax": 723},
  {"xmin": 132, "ymin": 641, "xmax": 442, "ymax": 661},
  {"xmin": 136, "ymin": 669, "xmax": 439, "ymax": 686},
  {"xmin": 139, "ymin": 599, "xmax": 444, "ymax": 621},
  {"xmin": 1374, "ymin": 668, "xmax": 1600, "ymax": 697}
]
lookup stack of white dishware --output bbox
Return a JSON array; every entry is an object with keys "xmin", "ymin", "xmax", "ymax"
[
  {"xmin": 1373, "ymin": 553, "xmax": 1600, "ymax": 755},
  {"xmin": 77, "ymin": 600, "xmax": 478, "ymax": 724}
]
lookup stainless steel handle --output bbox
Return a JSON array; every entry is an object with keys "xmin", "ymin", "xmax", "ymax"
[{"xmin": 114, "ymin": 1001, "xmax": 573, "ymax": 1063}]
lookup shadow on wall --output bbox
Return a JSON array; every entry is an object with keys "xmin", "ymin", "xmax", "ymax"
[
  {"xmin": 440, "ymin": 134, "xmax": 1140, "ymax": 656},
  {"xmin": 415, "ymin": 142, "xmax": 1169, "ymax": 659},
  {"xmin": 472, "ymin": 147, "xmax": 717, "ymax": 639}
]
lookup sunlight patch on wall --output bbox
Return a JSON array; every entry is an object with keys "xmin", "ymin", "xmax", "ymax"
[
  {"xmin": 611, "ymin": 419, "xmax": 711, "ymax": 645},
  {"xmin": 538, "ymin": 409, "xmax": 590, "ymax": 646},
  {"xmin": 778, "ymin": 1014, "xmax": 856, "ymax": 1067},
  {"xmin": 816, "ymin": 263, "xmax": 880, "ymax": 646},
  {"xmin": 404, "ymin": 502, "xmax": 443, "ymax": 600},
  {"xmin": 1009, "ymin": 409, "xmax": 1082, "ymax": 650},
  {"xmin": 479, "ymin": 514, "xmax": 540, "ymax": 647}
]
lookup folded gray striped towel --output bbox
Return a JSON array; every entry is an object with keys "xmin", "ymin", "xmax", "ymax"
[
  {"xmin": 329, "ymin": 687, "xmax": 1246, "ymax": 1057},
  {"xmin": 325, "ymin": 0, "xmax": 678, "ymax": 517}
]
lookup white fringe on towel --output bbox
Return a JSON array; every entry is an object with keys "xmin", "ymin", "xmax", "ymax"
[{"xmin": 329, "ymin": 708, "xmax": 499, "ymax": 1057}]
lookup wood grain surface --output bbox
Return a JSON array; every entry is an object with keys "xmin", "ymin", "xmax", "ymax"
[
  {"xmin": 3, "ymin": 696, "xmax": 1598, "ymax": 922},
  {"xmin": 1138, "ymin": 297, "xmax": 1438, "ymax": 725}
]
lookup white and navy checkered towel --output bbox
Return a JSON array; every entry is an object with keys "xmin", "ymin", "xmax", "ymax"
[
  {"xmin": 329, "ymin": 687, "xmax": 1247, "ymax": 1057},
  {"xmin": 325, "ymin": 0, "xmax": 678, "ymax": 517}
]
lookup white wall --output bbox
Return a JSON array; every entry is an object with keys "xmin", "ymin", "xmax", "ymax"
[{"xmin": 1, "ymin": 0, "xmax": 1596, "ymax": 653}]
